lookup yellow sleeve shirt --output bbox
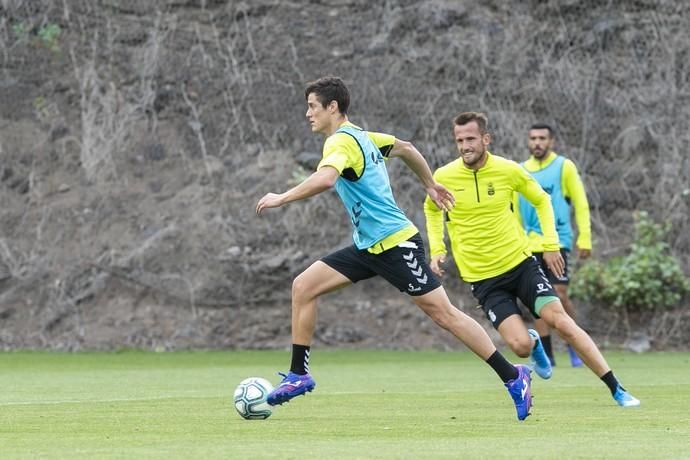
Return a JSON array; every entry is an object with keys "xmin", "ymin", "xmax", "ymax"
[{"xmin": 424, "ymin": 152, "xmax": 559, "ymax": 282}]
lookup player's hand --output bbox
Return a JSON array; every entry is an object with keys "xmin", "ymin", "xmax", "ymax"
[
  {"xmin": 430, "ymin": 254, "xmax": 446, "ymax": 277},
  {"xmin": 543, "ymin": 251, "xmax": 565, "ymax": 279},
  {"xmin": 577, "ymin": 247, "xmax": 591, "ymax": 260},
  {"xmin": 256, "ymin": 193, "xmax": 285, "ymax": 215},
  {"xmin": 426, "ymin": 182, "xmax": 455, "ymax": 211}
]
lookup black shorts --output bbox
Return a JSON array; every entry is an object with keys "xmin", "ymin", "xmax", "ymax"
[
  {"xmin": 321, "ymin": 233, "xmax": 441, "ymax": 296},
  {"xmin": 533, "ymin": 248, "xmax": 570, "ymax": 285},
  {"xmin": 470, "ymin": 256, "xmax": 557, "ymax": 328}
]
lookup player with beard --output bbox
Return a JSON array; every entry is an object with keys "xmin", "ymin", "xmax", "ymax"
[
  {"xmin": 515, "ymin": 124, "xmax": 592, "ymax": 367},
  {"xmin": 424, "ymin": 111, "xmax": 640, "ymax": 408}
]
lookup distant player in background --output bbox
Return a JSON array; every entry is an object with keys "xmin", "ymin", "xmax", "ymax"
[
  {"xmin": 424, "ymin": 111, "xmax": 640, "ymax": 408},
  {"xmin": 516, "ymin": 124, "xmax": 591, "ymax": 367},
  {"xmin": 256, "ymin": 76, "xmax": 534, "ymax": 420}
]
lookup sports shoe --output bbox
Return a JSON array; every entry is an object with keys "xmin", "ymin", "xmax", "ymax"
[
  {"xmin": 613, "ymin": 385, "xmax": 640, "ymax": 407},
  {"xmin": 567, "ymin": 345, "xmax": 584, "ymax": 367},
  {"xmin": 505, "ymin": 364, "xmax": 532, "ymax": 421},
  {"xmin": 527, "ymin": 329, "xmax": 552, "ymax": 379},
  {"xmin": 266, "ymin": 371, "xmax": 316, "ymax": 406}
]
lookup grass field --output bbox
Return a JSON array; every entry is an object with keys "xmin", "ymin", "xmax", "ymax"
[{"xmin": 1, "ymin": 350, "xmax": 689, "ymax": 459}]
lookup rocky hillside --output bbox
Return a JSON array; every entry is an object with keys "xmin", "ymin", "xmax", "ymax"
[{"xmin": 0, "ymin": 0, "xmax": 688, "ymax": 350}]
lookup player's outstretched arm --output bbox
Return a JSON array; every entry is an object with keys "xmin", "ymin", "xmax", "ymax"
[
  {"xmin": 256, "ymin": 166, "xmax": 339, "ymax": 215},
  {"xmin": 389, "ymin": 139, "xmax": 455, "ymax": 211}
]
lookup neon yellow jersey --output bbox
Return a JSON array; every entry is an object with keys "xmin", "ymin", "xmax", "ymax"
[
  {"xmin": 317, "ymin": 121, "xmax": 418, "ymax": 254},
  {"xmin": 424, "ymin": 152, "xmax": 560, "ymax": 282},
  {"xmin": 515, "ymin": 151, "xmax": 592, "ymax": 252}
]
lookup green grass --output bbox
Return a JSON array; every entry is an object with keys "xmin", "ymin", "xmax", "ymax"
[{"xmin": 1, "ymin": 350, "xmax": 689, "ymax": 459}]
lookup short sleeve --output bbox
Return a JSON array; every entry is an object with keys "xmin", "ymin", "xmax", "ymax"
[
  {"xmin": 367, "ymin": 131, "xmax": 396, "ymax": 158},
  {"xmin": 317, "ymin": 132, "xmax": 361, "ymax": 175}
]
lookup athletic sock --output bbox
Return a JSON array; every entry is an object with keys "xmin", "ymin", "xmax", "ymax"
[
  {"xmin": 486, "ymin": 351, "xmax": 519, "ymax": 383},
  {"xmin": 290, "ymin": 344, "xmax": 310, "ymax": 375},
  {"xmin": 541, "ymin": 334, "xmax": 554, "ymax": 362},
  {"xmin": 601, "ymin": 370, "xmax": 622, "ymax": 395}
]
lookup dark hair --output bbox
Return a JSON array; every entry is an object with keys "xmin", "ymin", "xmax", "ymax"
[
  {"xmin": 453, "ymin": 112, "xmax": 489, "ymax": 134},
  {"xmin": 529, "ymin": 123, "xmax": 555, "ymax": 138},
  {"xmin": 304, "ymin": 76, "xmax": 350, "ymax": 114}
]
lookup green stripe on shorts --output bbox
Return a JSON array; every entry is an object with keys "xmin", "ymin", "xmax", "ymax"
[{"xmin": 535, "ymin": 295, "xmax": 560, "ymax": 316}]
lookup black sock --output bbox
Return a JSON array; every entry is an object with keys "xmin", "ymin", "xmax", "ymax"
[
  {"xmin": 290, "ymin": 344, "xmax": 310, "ymax": 375},
  {"xmin": 601, "ymin": 371, "xmax": 621, "ymax": 395},
  {"xmin": 541, "ymin": 335, "xmax": 555, "ymax": 363},
  {"xmin": 486, "ymin": 351, "xmax": 519, "ymax": 383}
]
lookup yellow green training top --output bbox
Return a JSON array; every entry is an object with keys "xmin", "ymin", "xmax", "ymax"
[
  {"xmin": 514, "ymin": 151, "xmax": 591, "ymax": 252},
  {"xmin": 424, "ymin": 152, "xmax": 560, "ymax": 282}
]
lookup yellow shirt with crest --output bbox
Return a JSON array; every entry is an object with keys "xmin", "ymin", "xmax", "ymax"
[{"xmin": 424, "ymin": 152, "xmax": 560, "ymax": 282}]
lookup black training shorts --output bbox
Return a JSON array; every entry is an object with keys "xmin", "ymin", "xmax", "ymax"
[
  {"xmin": 533, "ymin": 248, "xmax": 570, "ymax": 285},
  {"xmin": 321, "ymin": 233, "xmax": 441, "ymax": 296},
  {"xmin": 470, "ymin": 256, "xmax": 557, "ymax": 328}
]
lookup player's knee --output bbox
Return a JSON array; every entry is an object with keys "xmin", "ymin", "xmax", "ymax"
[
  {"xmin": 435, "ymin": 309, "xmax": 459, "ymax": 331},
  {"xmin": 427, "ymin": 306, "xmax": 450, "ymax": 328},
  {"xmin": 507, "ymin": 335, "xmax": 532, "ymax": 358},
  {"xmin": 418, "ymin": 300, "xmax": 455, "ymax": 330},
  {"xmin": 291, "ymin": 273, "xmax": 315, "ymax": 304}
]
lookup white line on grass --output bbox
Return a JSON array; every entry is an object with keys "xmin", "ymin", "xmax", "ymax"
[{"xmin": 0, "ymin": 394, "xmax": 217, "ymax": 407}]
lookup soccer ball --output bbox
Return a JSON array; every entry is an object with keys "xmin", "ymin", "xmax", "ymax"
[{"xmin": 233, "ymin": 377, "xmax": 274, "ymax": 420}]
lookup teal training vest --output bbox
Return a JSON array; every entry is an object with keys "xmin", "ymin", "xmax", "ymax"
[
  {"xmin": 333, "ymin": 125, "xmax": 412, "ymax": 249},
  {"xmin": 518, "ymin": 155, "xmax": 573, "ymax": 250}
]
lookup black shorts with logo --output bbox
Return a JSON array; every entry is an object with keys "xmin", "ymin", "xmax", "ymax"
[
  {"xmin": 321, "ymin": 233, "xmax": 441, "ymax": 296},
  {"xmin": 533, "ymin": 248, "xmax": 570, "ymax": 285},
  {"xmin": 470, "ymin": 256, "xmax": 557, "ymax": 329}
]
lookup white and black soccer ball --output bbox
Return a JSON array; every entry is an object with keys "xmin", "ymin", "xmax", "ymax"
[{"xmin": 233, "ymin": 377, "xmax": 274, "ymax": 420}]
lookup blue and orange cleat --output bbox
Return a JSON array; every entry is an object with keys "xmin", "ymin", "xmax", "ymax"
[
  {"xmin": 505, "ymin": 364, "xmax": 533, "ymax": 421},
  {"xmin": 528, "ymin": 329, "xmax": 552, "ymax": 379},
  {"xmin": 266, "ymin": 371, "xmax": 316, "ymax": 406}
]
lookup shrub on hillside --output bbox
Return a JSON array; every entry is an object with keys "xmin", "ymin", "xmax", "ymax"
[{"xmin": 571, "ymin": 211, "xmax": 690, "ymax": 312}]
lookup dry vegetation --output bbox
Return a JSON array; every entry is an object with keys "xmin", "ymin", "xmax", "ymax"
[{"xmin": 0, "ymin": 0, "xmax": 687, "ymax": 349}]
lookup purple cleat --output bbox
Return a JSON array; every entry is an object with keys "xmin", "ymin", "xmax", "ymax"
[
  {"xmin": 266, "ymin": 371, "xmax": 316, "ymax": 406},
  {"xmin": 505, "ymin": 364, "xmax": 532, "ymax": 421}
]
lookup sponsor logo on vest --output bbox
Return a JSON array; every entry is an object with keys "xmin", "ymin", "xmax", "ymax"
[{"xmin": 351, "ymin": 201, "xmax": 362, "ymax": 227}]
